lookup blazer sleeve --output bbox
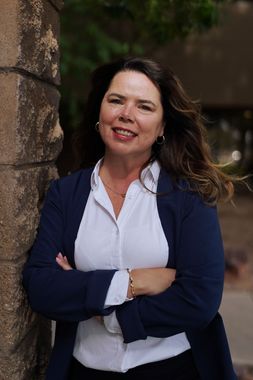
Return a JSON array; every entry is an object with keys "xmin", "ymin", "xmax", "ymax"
[
  {"xmin": 116, "ymin": 192, "xmax": 225, "ymax": 343},
  {"xmin": 22, "ymin": 179, "xmax": 117, "ymax": 322}
]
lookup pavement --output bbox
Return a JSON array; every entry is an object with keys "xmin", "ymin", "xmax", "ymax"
[{"xmin": 219, "ymin": 290, "xmax": 253, "ymax": 367}]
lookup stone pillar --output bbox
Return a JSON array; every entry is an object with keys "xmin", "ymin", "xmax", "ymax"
[{"xmin": 0, "ymin": 1, "xmax": 64, "ymax": 379}]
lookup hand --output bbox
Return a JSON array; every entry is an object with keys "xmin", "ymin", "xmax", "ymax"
[
  {"xmin": 56, "ymin": 252, "xmax": 73, "ymax": 271},
  {"xmin": 127, "ymin": 267, "xmax": 176, "ymax": 298}
]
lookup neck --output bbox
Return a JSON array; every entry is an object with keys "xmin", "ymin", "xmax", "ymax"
[{"xmin": 101, "ymin": 152, "xmax": 151, "ymax": 182}]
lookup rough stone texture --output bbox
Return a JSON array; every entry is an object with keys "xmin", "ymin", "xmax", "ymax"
[
  {"xmin": 0, "ymin": 318, "xmax": 51, "ymax": 380},
  {"xmin": 18, "ymin": 0, "xmax": 61, "ymax": 84},
  {"xmin": 0, "ymin": 261, "xmax": 36, "ymax": 351},
  {"xmin": 0, "ymin": 1, "xmax": 19, "ymax": 66},
  {"xmin": 17, "ymin": 75, "xmax": 63, "ymax": 164},
  {"xmin": 0, "ymin": 0, "xmax": 61, "ymax": 85},
  {"xmin": 0, "ymin": 166, "xmax": 58, "ymax": 260},
  {"xmin": 0, "ymin": 73, "xmax": 17, "ymax": 163},
  {"xmin": 0, "ymin": 73, "xmax": 63, "ymax": 165},
  {"xmin": 0, "ymin": 316, "xmax": 51, "ymax": 380},
  {"xmin": 0, "ymin": 328, "xmax": 38, "ymax": 380},
  {"xmin": 0, "ymin": 0, "xmax": 63, "ymax": 377}
]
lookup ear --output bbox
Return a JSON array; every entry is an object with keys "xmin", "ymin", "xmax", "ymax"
[{"xmin": 159, "ymin": 122, "xmax": 165, "ymax": 136}]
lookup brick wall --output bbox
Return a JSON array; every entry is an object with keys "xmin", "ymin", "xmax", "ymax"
[{"xmin": 0, "ymin": 1, "xmax": 64, "ymax": 378}]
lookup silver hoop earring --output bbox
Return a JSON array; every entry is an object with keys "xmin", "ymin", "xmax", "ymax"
[
  {"xmin": 95, "ymin": 121, "xmax": 99, "ymax": 132},
  {"xmin": 156, "ymin": 135, "xmax": 165, "ymax": 145}
]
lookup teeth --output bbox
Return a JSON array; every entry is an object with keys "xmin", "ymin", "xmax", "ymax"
[{"xmin": 114, "ymin": 128, "xmax": 135, "ymax": 137}]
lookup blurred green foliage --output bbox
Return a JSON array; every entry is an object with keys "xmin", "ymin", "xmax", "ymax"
[{"xmin": 60, "ymin": 0, "xmax": 230, "ymax": 130}]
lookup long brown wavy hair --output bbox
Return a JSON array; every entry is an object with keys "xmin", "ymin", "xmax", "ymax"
[{"xmin": 74, "ymin": 56, "xmax": 241, "ymax": 204}]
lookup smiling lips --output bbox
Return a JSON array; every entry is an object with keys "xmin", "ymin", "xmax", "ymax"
[{"xmin": 112, "ymin": 127, "xmax": 137, "ymax": 139}]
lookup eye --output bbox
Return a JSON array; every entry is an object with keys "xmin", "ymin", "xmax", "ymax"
[
  {"xmin": 139, "ymin": 104, "xmax": 153, "ymax": 111},
  {"xmin": 108, "ymin": 97, "xmax": 122, "ymax": 104}
]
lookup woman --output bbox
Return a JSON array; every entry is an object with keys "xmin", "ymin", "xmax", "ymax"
[{"xmin": 23, "ymin": 57, "xmax": 238, "ymax": 380}]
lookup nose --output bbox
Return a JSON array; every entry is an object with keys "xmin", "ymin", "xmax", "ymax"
[{"xmin": 118, "ymin": 104, "xmax": 134, "ymax": 123}]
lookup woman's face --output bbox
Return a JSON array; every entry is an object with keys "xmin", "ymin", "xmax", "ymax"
[{"xmin": 98, "ymin": 70, "xmax": 164, "ymax": 161}]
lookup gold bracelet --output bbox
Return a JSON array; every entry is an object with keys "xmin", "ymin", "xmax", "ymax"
[{"xmin": 127, "ymin": 268, "xmax": 136, "ymax": 298}]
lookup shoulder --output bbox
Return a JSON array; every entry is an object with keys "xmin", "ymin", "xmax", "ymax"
[
  {"xmin": 58, "ymin": 167, "xmax": 93, "ymax": 184},
  {"xmin": 54, "ymin": 167, "xmax": 93, "ymax": 187},
  {"xmin": 158, "ymin": 169, "xmax": 216, "ymax": 214},
  {"xmin": 158, "ymin": 168, "xmax": 191, "ymax": 199},
  {"xmin": 47, "ymin": 167, "xmax": 94, "ymax": 202}
]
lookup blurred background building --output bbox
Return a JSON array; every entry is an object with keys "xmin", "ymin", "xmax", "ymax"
[{"xmin": 153, "ymin": 0, "xmax": 253, "ymax": 175}]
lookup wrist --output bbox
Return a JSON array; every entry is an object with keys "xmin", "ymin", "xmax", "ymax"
[{"xmin": 127, "ymin": 268, "xmax": 136, "ymax": 298}]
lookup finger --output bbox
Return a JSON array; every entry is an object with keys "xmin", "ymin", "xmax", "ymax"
[
  {"xmin": 56, "ymin": 257, "xmax": 72, "ymax": 270},
  {"xmin": 56, "ymin": 256, "xmax": 65, "ymax": 266}
]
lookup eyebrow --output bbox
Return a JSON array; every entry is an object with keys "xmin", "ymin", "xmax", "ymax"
[{"xmin": 107, "ymin": 92, "xmax": 157, "ymax": 107}]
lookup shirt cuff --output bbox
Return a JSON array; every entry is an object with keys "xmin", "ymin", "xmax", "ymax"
[
  {"xmin": 104, "ymin": 269, "xmax": 129, "ymax": 307},
  {"xmin": 103, "ymin": 311, "xmax": 122, "ymax": 334}
]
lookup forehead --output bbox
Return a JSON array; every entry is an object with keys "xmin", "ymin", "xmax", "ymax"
[{"xmin": 107, "ymin": 70, "xmax": 161, "ymax": 100}]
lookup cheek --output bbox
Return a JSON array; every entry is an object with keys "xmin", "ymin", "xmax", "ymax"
[
  {"xmin": 143, "ymin": 118, "xmax": 163, "ymax": 137},
  {"xmin": 99, "ymin": 104, "xmax": 118, "ymax": 124},
  {"xmin": 99, "ymin": 108, "xmax": 106, "ymax": 123}
]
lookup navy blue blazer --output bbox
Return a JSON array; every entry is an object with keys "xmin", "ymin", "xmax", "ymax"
[{"xmin": 22, "ymin": 167, "xmax": 237, "ymax": 380}]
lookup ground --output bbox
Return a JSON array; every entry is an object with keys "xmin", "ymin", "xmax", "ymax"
[
  {"xmin": 218, "ymin": 193, "xmax": 253, "ymax": 380},
  {"xmin": 218, "ymin": 193, "xmax": 253, "ymax": 290}
]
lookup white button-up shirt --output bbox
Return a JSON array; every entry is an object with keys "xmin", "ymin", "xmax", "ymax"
[{"xmin": 73, "ymin": 159, "xmax": 190, "ymax": 372}]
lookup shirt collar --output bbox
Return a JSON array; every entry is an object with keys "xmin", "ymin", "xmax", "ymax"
[
  {"xmin": 90, "ymin": 158, "xmax": 103, "ymax": 190},
  {"xmin": 141, "ymin": 160, "xmax": 160, "ymax": 186},
  {"xmin": 90, "ymin": 158, "xmax": 160, "ymax": 191}
]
